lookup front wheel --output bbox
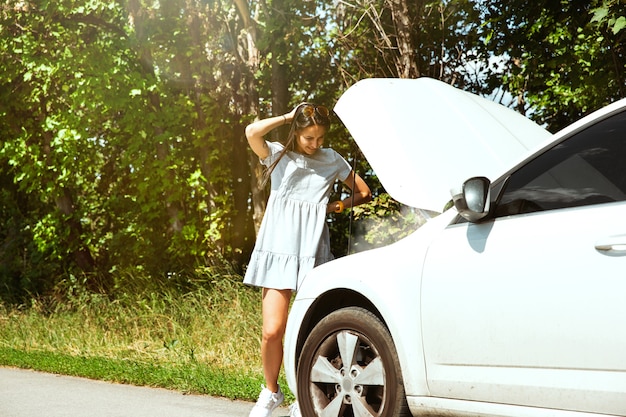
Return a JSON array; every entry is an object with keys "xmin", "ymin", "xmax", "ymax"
[{"xmin": 296, "ymin": 307, "xmax": 410, "ymax": 417}]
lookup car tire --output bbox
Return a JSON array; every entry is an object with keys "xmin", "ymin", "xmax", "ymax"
[{"xmin": 297, "ymin": 306, "xmax": 410, "ymax": 417}]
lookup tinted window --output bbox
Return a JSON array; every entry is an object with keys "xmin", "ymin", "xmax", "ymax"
[{"xmin": 495, "ymin": 110, "xmax": 626, "ymax": 217}]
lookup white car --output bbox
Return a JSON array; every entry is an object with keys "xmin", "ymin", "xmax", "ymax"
[{"xmin": 284, "ymin": 78, "xmax": 626, "ymax": 417}]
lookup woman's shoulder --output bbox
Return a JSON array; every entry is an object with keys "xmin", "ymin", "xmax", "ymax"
[
  {"xmin": 265, "ymin": 141, "xmax": 285, "ymax": 158},
  {"xmin": 260, "ymin": 141, "xmax": 285, "ymax": 166},
  {"xmin": 319, "ymin": 147, "xmax": 346, "ymax": 161},
  {"xmin": 267, "ymin": 141, "xmax": 285, "ymax": 152},
  {"xmin": 314, "ymin": 148, "xmax": 350, "ymax": 168},
  {"xmin": 318, "ymin": 148, "xmax": 351, "ymax": 178}
]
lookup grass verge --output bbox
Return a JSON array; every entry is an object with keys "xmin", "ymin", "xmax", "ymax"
[
  {"xmin": 0, "ymin": 269, "xmax": 293, "ymax": 403},
  {"xmin": 0, "ymin": 347, "xmax": 271, "ymax": 400}
]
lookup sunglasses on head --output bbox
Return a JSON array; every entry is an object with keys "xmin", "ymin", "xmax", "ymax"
[{"xmin": 301, "ymin": 104, "xmax": 330, "ymax": 118}]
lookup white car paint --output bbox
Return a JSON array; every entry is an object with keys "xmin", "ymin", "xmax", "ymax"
[
  {"xmin": 284, "ymin": 208, "xmax": 458, "ymax": 399},
  {"xmin": 422, "ymin": 202, "xmax": 626, "ymax": 415},
  {"xmin": 334, "ymin": 78, "xmax": 552, "ymax": 212},
  {"xmin": 284, "ymin": 78, "xmax": 626, "ymax": 417}
]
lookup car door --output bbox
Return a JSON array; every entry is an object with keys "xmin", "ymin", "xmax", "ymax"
[{"xmin": 420, "ymin": 110, "xmax": 626, "ymax": 415}]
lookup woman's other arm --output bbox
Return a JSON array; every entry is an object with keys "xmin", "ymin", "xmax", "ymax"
[{"xmin": 328, "ymin": 171, "xmax": 372, "ymax": 213}]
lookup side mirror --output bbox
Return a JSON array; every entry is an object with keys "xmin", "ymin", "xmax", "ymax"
[{"xmin": 451, "ymin": 177, "xmax": 491, "ymax": 222}]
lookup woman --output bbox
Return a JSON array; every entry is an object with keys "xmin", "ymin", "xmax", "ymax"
[{"xmin": 244, "ymin": 103, "xmax": 371, "ymax": 417}]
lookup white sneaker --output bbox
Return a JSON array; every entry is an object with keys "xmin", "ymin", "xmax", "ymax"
[
  {"xmin": 248, "ymin": 385, "xmax": 284, "ymax": 417},
  {"xmin": 289, "ymin": 401, "xmax": 301, "ymax": 417}
]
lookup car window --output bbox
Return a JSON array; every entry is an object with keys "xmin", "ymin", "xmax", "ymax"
[{"xmin": 495, "ymin": 110, "xmax": 626, "ymax": 217}]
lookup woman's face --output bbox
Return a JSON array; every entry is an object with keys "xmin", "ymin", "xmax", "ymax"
[{"xmin": 294, "ymin": 125, "xmax": 326, "ymax": 155}]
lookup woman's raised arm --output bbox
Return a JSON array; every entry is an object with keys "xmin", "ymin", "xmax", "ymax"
[{"xmin": 245, "ymin": 106, "xmax": 298, "ymax": 159}]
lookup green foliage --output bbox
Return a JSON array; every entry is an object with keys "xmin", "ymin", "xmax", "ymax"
[
  {"xmin": 1, "ymin": 0, "xmax": 624, "ymax": 303},
  {"xmin": 0, "ymin": 0, "xmax": 250, "ymax": 299},
  {"xmin": 591, "ymin": 0, "xmax": 626, "ymax": 35},
  {"xmin": 329, "ymin": 0, "xmax": 490, "ymax": 92},
  {"xmin": 329, "ymin": 194, "xmax": 432, "ymax": 257},
  {"xmin": 480, "ymin": 0, "xmax": 625, "ymax": 131}
]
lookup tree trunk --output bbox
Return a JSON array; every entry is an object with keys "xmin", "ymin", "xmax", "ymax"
[
  {"xmin": 231, "ymin": 120, "xmax": 256, "ymax": 270},
  {"xmin": 271, "ymin": 57, "xmax": 289, "ymax": 141},
  {"xmin": 234, "ymin": 0, "xmax": 268, "ymax": 234},
  {"xmin": 270, "ymin": 0, "xmax": 290, "ymax": 141},
  {"xmin": 388, "ymin": 0, "xmax": 420, "ymax": 78}
]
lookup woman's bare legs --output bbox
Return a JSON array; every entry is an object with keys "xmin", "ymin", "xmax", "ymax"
[{"xmin": 261, "ymin": 288, "xmax": 292, "ymax": 393}]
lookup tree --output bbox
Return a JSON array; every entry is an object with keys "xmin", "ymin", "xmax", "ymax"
[
  {"xmin": 331, "ymin": 0, "xmax": 486, "ymax": 89},
  {"xmin": 1, "ymin": 0, "xmax": 131, "ymax": 291},
  {"xmin": 0, "ymin": 0, "xmax": 255, "ymax": 295},
  {"xmin": 2, "ymin": 0, "xmax": 622, "ymax": 302},
  {"xmin": 480, "ymin": 0, "xmax": 625, "ymax": 131}
]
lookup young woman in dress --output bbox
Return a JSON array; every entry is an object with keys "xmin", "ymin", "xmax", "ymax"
[{"xmin": 244, "ymin": 103, "xmax": 371, "ymax": 417}]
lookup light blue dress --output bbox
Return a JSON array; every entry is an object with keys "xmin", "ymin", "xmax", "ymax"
[{"xmin": 243, "ymin": 141, "xmax": 352, "ymax": 291}]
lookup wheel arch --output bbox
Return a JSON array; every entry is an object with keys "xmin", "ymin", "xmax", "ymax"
[
  {"xmin": 294, "ymin": 288, "xmax": 385, "ymax": 373},
  {"xmin": 292, "ymin": 284, "xmax": 429, "ymax": 400}
]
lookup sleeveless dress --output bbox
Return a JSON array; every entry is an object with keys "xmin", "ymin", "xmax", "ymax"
[{"xmin": 243, "ymin": 141, "xmax": 352, "ymax": 291}]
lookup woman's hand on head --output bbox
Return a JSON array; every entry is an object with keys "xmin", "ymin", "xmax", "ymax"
[{"xmin": 285, "ymin": 104, "xmax": 303, "ymax": 122}]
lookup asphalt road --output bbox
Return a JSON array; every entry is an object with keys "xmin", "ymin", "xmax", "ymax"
[{"xmin": 0, "ymin": 367, "xmax": 290, "ymax": 417}]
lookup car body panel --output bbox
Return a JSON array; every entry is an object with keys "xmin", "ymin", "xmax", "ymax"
[
  {"xmin": 334, "ymin": 77, "xmax": 552, "ymax": 212},
  {"xmin": 409, "ymin": 396, "xmax": 612, "ymax": 417},
  {"xmin": 421, "ymin": 202, "xmax": 626, "ymax": 415},
  {"xmin": 284, "ymin": 209, "xmax": 459, "ymax": 399},
  {"xmin": 285, "ymin": 77, "xmax": 626, "ymax": 417}
]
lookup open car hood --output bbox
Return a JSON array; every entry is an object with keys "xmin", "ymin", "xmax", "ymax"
[{"xmin": 334, "ymin": 78, "xmax": 552, "ymax": 212}]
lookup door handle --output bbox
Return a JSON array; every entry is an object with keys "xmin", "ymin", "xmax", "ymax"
[{"xmin": 595, "ymin": 235, "xmax": 626, "ymax": 256}]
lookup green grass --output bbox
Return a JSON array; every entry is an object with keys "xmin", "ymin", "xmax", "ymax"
[
  {"xmin": 0, "ymin": 270, "xmax": 293, "ymax": 403},
  {"xmin": 0, "ymin": 347, "xmax": 266, "ymax": 399}
]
